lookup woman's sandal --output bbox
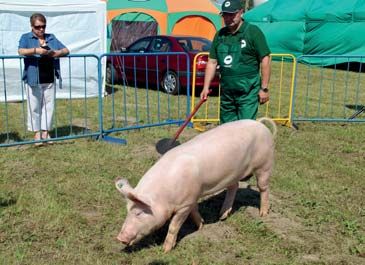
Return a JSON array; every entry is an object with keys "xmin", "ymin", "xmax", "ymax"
[
  {"xmin": 43, "ymin": 132, "xmax": 54, "ymax": 145},
  {"xmin": 47, "ymin": 138, "xmax": 55, "ymax": 145},
  {"xmin": 34, "ymin": 133, "xmax": 44, "ymax": 147},
  {"xmin": 34, "ymin": 141, "xmax": 44, "ymax": 147}
]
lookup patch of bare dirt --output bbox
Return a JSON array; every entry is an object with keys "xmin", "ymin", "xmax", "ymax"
[
  {"xmin": 181, "ymin": 183, "xmax": 364, "ymax": 264},
  {"xmin": 114, "ymin": 116, "xmax": 139, "ymax": 126},
  {"xmin": 245, "ymin": 194, "xmax": 306, "ymax": 245},
  {"xmin": 80, "ymin": 208, "xmax": 103, "ymax": 226},
  {"xmin": 186, "ymin": 222, "xmax": 236, "ymax": 243}
]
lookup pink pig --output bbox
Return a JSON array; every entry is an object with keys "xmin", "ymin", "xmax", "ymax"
[{"xmin": 115, "ymin": 118, "xmax": 277, "ymax": 252}]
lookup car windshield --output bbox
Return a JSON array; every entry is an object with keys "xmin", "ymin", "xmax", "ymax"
[{"xmin": 176, "ymin": 37, "xmax": 211, "ymax": 53}]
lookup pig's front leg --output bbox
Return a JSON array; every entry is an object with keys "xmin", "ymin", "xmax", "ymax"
[
  {"xmin": 163, "ymin": 206, "xmax": 191, "ymax": 252},
  {"xmin": 219, "ymin": 182, "xmax": 239, "ymax": 220}
]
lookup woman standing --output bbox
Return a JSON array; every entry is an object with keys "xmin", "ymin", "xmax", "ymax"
[{"xmin": 18, "ymin": 13, "xmax": 69, "ymax": 145}]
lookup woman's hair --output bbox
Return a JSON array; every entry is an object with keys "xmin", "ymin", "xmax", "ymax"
[{"xmin": 30, "ymin": 13, "xmax": 46, "ymax": 26}]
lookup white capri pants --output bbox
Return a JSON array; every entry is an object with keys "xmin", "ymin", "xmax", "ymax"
[{"xmin": 25, "ymin": 83, "xmax": 55, "ymax": 132}]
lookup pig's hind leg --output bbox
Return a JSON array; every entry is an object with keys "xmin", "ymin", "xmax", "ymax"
[
  {"xmin": 219, "ymin": 182, "xmax": 239, "ymax": 220},
  {"xmin": 190, "ymin": 203, "xmax": 204, "ymax": 229},
  {"xmin": 255, "ymin": 169, "xmax": 270, "ymax": 217},
  {"xmin": 163, "ymin": 206, "xmax": 192, "ymax": 252}
]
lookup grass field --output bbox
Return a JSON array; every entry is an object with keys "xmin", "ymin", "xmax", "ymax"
[{"xmin": 1, "ymin": 61, "xmax": 365, "ymax": 264}]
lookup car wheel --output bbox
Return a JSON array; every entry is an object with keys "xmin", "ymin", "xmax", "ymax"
[
  {"xmin": 106, "ymin": 63, "xmax": 117, "ymax": 84},
  {"xmin": 162, "ymin": 71, "xmax": 179, "ymax": 95}
]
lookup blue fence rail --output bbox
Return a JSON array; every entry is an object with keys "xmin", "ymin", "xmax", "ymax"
[
  {"xmin": 99, "ymin": 52, "xmax": 191, "ymax": 138},
  {"xmin": 0, "ymin": 54, "xmax": 101, "ymax": 147},
  {"xmin": 293, "ymin": 55, "xmax": 365, "ymax": 123},
  {"xmin": 1, "ymin": 53, "xmax": 364, "ymax": 147},
  {"xmin": 0, "ymin": 52, "xmax": 191, "ymax": 147}
]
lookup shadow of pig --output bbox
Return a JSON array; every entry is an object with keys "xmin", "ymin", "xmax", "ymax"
[{"xmin": 120, "ymin": 185, "xmax": 260, "ymax": 253}]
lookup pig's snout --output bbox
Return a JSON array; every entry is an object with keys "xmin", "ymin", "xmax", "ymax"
[
  {"xmin": 116, "ymin": 234, "xmax": 129, "ymax": 245},
  {"xmin": 117, "ymin": 230, "xmax": 136, "ymax": 246}
]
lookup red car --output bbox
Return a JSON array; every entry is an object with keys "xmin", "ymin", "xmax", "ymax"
[{"xmin": 106, "ymin": 35, "xmax": 219, "ymax": 95}]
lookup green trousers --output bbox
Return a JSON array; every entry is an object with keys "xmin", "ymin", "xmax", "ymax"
[{"xmin": 220, "ymin": 75, "xmax": 261, "ymax": 124}]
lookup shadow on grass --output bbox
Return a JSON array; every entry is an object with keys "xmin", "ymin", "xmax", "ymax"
[
  {"xmin": 0, "ymin": 192, "xmax": 17, "ymax": 208},
  {"xmin": 51, "ymin": 125, "xmax": 91, "ymax": 138},
  {"xmin": 0, "ymin": 132, "xmax": 23, "ymax": 143},
  {"xmin": 0, "ymin": 125, "xmax": 90, "ymax": 144},
  {"xmin": 346, "ymin": 104, "xmax": 365, "ymax": 110},
  {"xmin": 346, "ymin": 104, "xmax": 365, "ymax": 119},
  {"xmin": 198, "ymin": 185, "xmax": 260, "ymax": 225},
  {"xmin": 104, "ymin": 83, "xmax": 120, "ymax": 95},
  {"xmin": 121, "ymin": 186, "xmax": 260, "ymax": 253},
  {"xmin": 146, "ymin": 262, "xmax": 169, "ymax": 265},
  {"xmin": 104, "ymin": 82, "xmax": 220, "ymax": 98}
]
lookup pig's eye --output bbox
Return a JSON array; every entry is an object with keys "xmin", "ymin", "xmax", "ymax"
[{"xmin": 136, "ymin": 211, "xmax": 144, "ymax": 217}]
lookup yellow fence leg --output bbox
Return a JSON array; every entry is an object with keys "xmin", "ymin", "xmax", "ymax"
[
  {"xmin": 191, "ymin": 53, "xmax": 296, "ymax": 130},
  {"xmin": 191, "ymin": 52, "xmax": 220, "ymax": 131},
  {"xmin": 267, "ymin": 53, "xmax": 296, "ymax": 128}
]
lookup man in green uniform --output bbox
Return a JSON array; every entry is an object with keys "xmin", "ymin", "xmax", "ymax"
[{"xmin": 201, "ymin": 0, "xmax": 271, "ymax": 123}]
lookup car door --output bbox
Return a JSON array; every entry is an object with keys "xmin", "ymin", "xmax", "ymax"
[
  {"xmin": 123, "ymin": 37, "xmax": 153, "ymax": 86},
  {"xmin": 147, "ymin": 37, "xmax": 174, "ymax": 91}
]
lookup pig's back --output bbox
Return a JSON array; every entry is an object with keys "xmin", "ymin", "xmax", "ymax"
[{"xmin": 159, "ymin": 119, "xmax": 274, "ymax": 196}]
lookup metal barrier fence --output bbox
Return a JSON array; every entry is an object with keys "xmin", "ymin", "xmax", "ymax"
[
  {"xmin": 1, "ymin": 52, "xmax": 192, "ymax": 147},
  {"xmin": 191, "ymin": 53, "xmax": 297, "ymax": 129},
  {"xmin": 2, "ymin": 52, "xmax": 364, "ymax": 148},
  {"xmin": 264, "ymin": 54, "xmax": 296, "ymax": 127},
  {"xmin": 0, "ymin": 54, "xmax": 101, "ymax": 147},
  {"xmin": 293, "ymin": 55, "xmax": 365, "ymax": 123},
  {"xmin": 99, "ymin": 52, "xmax": 191, "ymax": 143}
]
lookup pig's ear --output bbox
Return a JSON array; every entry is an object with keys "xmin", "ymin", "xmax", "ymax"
[
  {"xmin": 127, "ymin": 193, "xmax": 152, "ymax": 209},
  {"xmin": 115, "ymin": 177, "xmax": 152, "ymax": 209},
  {"xmin": 115, "ymin": 177, "xmax": 134, "ymax": 196}
]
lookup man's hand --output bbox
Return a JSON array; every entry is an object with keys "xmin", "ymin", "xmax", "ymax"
[
  {"xmin": 200, "ymin": 87, "xmax": 210, "ymax": 100},
  {"xmin": 258, "ymin": 89, "xmax": 269, "ymax": 104}
]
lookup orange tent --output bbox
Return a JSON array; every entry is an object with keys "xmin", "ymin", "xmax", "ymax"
[{"xmin": 106, "ymin": 0, "xmax": 223, "ymax": 51}]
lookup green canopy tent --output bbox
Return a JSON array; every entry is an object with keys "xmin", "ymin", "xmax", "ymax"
[{"xmin": 244, "ymin": 0, "xmax": 365, "ymax": 65}]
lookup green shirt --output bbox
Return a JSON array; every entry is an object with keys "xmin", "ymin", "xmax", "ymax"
[{"xmin": 210, "ymin": 21, "xmax": 270, "ymax": 80}]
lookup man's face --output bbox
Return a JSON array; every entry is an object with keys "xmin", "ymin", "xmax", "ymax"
[{"xmin": 221, "ymin": 10, "xmax": 243, "ymax": 28}]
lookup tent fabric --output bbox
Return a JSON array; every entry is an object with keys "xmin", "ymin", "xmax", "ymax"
[
  {"xmin": 110, "ymin": 18, "xmax": 158, "ymax": 52},
  {"xmin": 244, "ymin": 0, "xmax": 365, "ymax": 65},
  {"xmin": 0, "ymin": 0, "xmax": 106, "ymax": 102},
  {"xmin": 107, "ymin": 0, "xmax": 219, "ymax": 17},
  {"xmin": 171, "ymin": 16, "xmax": 217, "ymax": 41},
  {"xmin": 106, "ymin": 0, "xmax": 222, "ymax": 51}
]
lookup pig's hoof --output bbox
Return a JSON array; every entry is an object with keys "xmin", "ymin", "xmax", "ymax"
[
  {"xmin": 163, "ymin": 243, "xmax": 174, "ymax": 253},
  {"xmin": 219, "ymin": 208, "xmax": 232, "ymax": 221},
  {"xmin": 259, "ymin": 209, "xmax": 269, "ymax": 217}
]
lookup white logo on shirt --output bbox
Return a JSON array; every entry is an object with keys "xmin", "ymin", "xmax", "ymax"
[
  {"xmin": 241, "ymin": 39, "xmax": 246, "ymax": 48},
  {"xmin": 223, "ymin": 55, "xmax": 233, "ymax": 67}
]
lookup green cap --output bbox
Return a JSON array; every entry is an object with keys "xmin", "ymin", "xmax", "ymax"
[{"xmin": 221, "ymin": 0, "xmax": 243, "ymax": 13}]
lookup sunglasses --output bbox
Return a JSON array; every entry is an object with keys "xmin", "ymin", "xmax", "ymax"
[{"xmin": 33, "ymin": 25, "xmax": 46, "ymax": 30}]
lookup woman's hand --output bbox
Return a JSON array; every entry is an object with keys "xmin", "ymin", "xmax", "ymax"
[{"xmin": 35, "ymin": 47, "xmax": 49, "ymax": 56}]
